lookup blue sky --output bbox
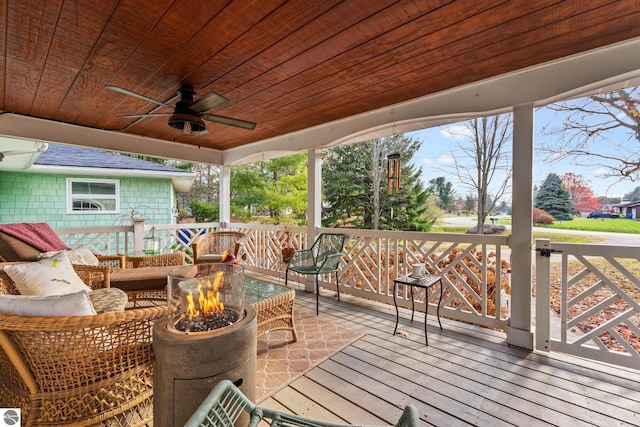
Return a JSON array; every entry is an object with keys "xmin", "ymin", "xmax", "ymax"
[{"xmin": 407, "ymin": 107, "xmax": 639, "ymax": 201}]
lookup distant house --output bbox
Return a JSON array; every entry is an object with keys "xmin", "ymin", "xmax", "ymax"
[
  {"xmin": 0, "ymin": 142, "xmax": 195, "ymax": 227},
  {"xmin": 616, "ymin": 201, "xmax": 640, "ymax": 219}
]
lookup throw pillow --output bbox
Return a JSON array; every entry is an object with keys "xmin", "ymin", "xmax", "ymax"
[
  {"xmin": 89, "ymin": 288, "xmax": 128, "ymax": 313},
  {"xmin": 0, "ymin": 290, "xmax": 97, "ymax": 316},
  {"xmin": 4, "ymin": 252, "xmax": 92, "ymax": 296},
  {"xmin": 38, "ymin": 246, "xmax": 100, "ymax": 266}
]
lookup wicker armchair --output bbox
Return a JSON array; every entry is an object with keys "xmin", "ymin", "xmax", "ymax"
[
  {"xmin": 0, "ymin": 263, "xmax": 168, "ymax": 426},
  {"xmin": 192, "ymin": 231, "xmax": 246, "ymax": 264},
  {"xmin": 185, "ymin": 379, "xmax": 420, "ymax": 427}
]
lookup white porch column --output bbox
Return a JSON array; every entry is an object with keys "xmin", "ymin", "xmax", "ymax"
[
  {"xmin": 507, "ymin": 103, "xmax": 535, "ymax": 349},
  {"xmin": 219, "ymin": 165, "xmax": 231, "ymax": 228},
  {"xmin": 305, "ymin": 148, "xmax": 323, "ymax": 293}
]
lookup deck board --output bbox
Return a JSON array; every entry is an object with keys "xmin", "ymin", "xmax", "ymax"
[
  {"xmin": 289, "ymin": 375, "xmax": 387, "ymax": 425},
  {"xmin": 258, "ymin": 287, "xmax": 640, "ymax": 426}
]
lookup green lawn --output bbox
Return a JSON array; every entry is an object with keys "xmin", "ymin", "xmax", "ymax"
[
  {"xmin": 538, "ymin": 217, "xmax": 640, "ymax": 234},
  {"xmin": 431, "ymin": 223, "xmax": 604, "ymax": 244},
  {"xmin": 432, "ymin": 216, "xmax": 620, "ymax": 244},
  {"xmin": 469, "ymin": 215, "xmax": 640, "ymax": 234}
]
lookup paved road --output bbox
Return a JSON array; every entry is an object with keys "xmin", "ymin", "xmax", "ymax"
[{"xmin": 442, "ymin": 216, "xmax": 640, "ymax": 246}]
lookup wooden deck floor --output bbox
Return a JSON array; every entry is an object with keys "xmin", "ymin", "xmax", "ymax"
[{"xmin": 260, "ymin": 289, "xmax": 640, "ymax": 426}]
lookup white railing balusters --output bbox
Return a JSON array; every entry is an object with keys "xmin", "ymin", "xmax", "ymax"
[
  {"xmin": 535, "ymin": 238, "xmax": 640, "ymax": 370},
  {"xmin": 55, "ymin": 222, "xmax": 510, "ymax": 331}
]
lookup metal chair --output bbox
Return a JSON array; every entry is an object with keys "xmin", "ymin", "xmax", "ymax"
[
  {"xmin": 285, "ymin": 233, "xmax": 347, "ymax": 315},
  {"xmin": 185, "ymin": 379, "xmax": 420, "ymax": 427},
  {"xmin": 192, "ymin": 231, "xmax": 246, "ymax": 264}
]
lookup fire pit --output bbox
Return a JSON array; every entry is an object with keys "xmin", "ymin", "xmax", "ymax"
[
  {"xmin": 168, "ymin": 263, "xmax": 244, "ymax": 333},
  {"xmin": 154, "ymin": 264, "xmax": 256, "ymax": 427}
]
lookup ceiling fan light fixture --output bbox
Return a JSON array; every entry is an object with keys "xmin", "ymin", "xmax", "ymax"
[{"xmin": 168, "ymin": 112, "xmax": 207, "ymax": 134}]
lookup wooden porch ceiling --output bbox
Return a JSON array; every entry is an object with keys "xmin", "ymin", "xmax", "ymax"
[{"xmin": 2, "ymin": 1, "xmax": 640, "ymax": 156}]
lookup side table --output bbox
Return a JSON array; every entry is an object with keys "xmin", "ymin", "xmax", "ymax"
[{"xmin": 393, "ymin": 273, "xmax": 443, "ymax": 345}]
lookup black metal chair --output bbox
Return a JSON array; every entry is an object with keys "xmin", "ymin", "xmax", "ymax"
[{"xmin": 285, "ymin": 233, "xmax": 347, "ymax": 315}]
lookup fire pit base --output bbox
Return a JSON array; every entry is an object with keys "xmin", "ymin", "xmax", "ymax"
[{"xmin": 153, "ymin": 305, "xmax": 257, "ymax": 427}]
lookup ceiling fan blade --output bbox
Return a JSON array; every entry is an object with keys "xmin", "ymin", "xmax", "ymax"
[
  {"xmin": 106, "ymin": 85, "xmax": 174, "ymax": 109},
  {"xmin": 120, "ymin": 113, "xmax": 172, "ymax": 119},
  {"xmin": 190, "ymin": 91, "xmax": 229, "ymax": 112},
  {"xmin": 202, "ymin": 113, "xmax": 257, "ymax": 130}
]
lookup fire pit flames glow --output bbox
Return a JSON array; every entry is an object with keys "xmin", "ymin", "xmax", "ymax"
[{"xmin": 167, "ymin": 264, "xmax": 245, "ymax": 335}]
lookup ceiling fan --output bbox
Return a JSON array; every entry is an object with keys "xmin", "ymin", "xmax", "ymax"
[{"xmin": 106, "ymin": 84, "xmax": 257, "ymax": 135}]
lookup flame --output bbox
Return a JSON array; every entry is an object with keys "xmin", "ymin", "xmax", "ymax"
[
  {"xmin": 221, "ymin": 250, "xmax": 228, "ymax": 262},
  {"xmin": 186, "ymin": 271, "xmax": 225, "ymax": 317}
]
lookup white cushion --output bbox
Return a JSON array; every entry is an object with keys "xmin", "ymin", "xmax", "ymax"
[
  {"xmin": 198, "ymin": 253, "xmax": 224, "ymax": 262},
  {"xmin": 38, "ymin": 246, "xmax": 100, "ymax": 266},
  {"xmin": 0, "ymin": 290, "xmax": 96, "ymax": 316},
  {"xmin": 4, "ymin": 252, "xmax": 92, "ymax": 296}
]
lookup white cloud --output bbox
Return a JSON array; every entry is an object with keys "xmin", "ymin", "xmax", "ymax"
[
  {"xmin": 594, "ymin": 167, "xmax": 608, "ymax": 178},
  {"xmin": 440, "ymin": 125, "xmax": 473, "ymax": 140},
  {"xmin": 422, "ymin": 157, "xmax": 433, "ymax": 165},
  {"xmin": 438, "ymin": 155, "xmax": 455, "ymax": 164}
]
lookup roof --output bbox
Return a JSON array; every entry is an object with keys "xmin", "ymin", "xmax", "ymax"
[
  {"xmin": 30, "ymin": 144, "xmax": 195, "ymax": 193},
  {"xmin": 35, "ymin": 144, "xmax": 191, "ymax": 174},
  {"xmin": 1, "ymin": 2, "xmax": 640, "ymax": 166}
]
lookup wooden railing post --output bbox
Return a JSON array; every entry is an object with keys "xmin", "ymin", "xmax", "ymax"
[
  {"xmin": 535, "ymin": 238, "xmax": 551, "ymax": 352},
  {"xmin": 133, "ymin": 218, "xmax": 146, "ymax": 253}
]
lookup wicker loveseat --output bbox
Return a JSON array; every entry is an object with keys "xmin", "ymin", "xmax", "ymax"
[
  {"xmin": 0, "ymin": 223, "xmax": 183, "ymax": 303},
  {"xmin": 0, "ymin": 262, "xmax": 168, "ymax": 426}
]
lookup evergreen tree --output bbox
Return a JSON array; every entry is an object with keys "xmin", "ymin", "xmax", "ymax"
[
  {"xmin": 322, "ymin": 135, "xmax": 435, "ymax": 231},
  {"xmin": 534, "ymin": 173, "xmax": 574, "ymax": 220},
  {"xmin": 428, "ymin": 177, "xmax": 455, "ymax": 212},
  {"xmin": 464, "ymin": 194, "xmax": 476, "ymax": 212}
]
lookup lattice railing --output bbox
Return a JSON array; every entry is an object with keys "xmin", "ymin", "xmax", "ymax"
[
  {"xmin": 55, "ymin": 226, "xmax": 133, "ymax": 255},
  {"xmin": 335, "ymin": 229, "xmax": 510, "ymax": 330},
  {"xmin": 55, "ymin": 222, "xmax": 510, "ymax": 331},
  {"xmin": 536, "ymin": 239, "xmax": 640, "ymax": 370}
]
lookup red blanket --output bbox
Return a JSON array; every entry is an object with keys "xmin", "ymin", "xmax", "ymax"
[{"xmin": 0, "ymin": 223, "xmax": 69, "ymax": 252}]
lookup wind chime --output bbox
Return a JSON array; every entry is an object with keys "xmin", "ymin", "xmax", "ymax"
[{"xmin": 387, "ymin": 153, "xmax": 401, "ymax": 194}]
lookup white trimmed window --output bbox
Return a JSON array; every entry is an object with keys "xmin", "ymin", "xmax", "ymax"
[{"xmin": 67, "ymin": 178, "xmax": 120, "ymax": 214}]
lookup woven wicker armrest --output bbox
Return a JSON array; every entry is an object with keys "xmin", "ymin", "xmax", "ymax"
[
  {"xmin": 0, "ymin": 262, "xmax": 24, "ymax": 295},
  {"xmin": 73, "ymin": 264, "xmax": 111, "ymax": 290},
  {"xmin": 0, "ymin": 305, "xmax": 168, "ymax": 426},
  {"xmin": 97, "ymin": 254, "xmax": 125, "ymax": 269}
]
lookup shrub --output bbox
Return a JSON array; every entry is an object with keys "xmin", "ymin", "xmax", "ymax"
[
  {"xmin": 533, "ymin": 207, "xmax": 554, "ymax": 225},
  {"xmin": 189, "ymin": 199, "xmax": 219, "ymax": 222}
]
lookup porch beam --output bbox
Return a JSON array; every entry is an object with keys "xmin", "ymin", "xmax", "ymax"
[{"xmin": 508, "ymin": 103, "xmax": 535, "ymax": 349}]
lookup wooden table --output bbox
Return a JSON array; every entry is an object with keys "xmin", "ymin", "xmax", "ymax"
[{"xmin": 393, "ymin": 273, "xmax": 443, "ymax": 345}]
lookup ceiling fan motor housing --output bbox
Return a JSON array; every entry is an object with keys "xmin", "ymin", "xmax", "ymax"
[{"xmin": 168, "ymin": 87, "xmax": 206, "ymax": 134}]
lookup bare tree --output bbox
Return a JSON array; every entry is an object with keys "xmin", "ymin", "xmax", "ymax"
[
  {"xmin": 540, "ymin": 87, "xmax": 640, "ymax": 183},
  {"xmin": 443, "ymin": 115, "xmax": 512, "ymax": 233}
]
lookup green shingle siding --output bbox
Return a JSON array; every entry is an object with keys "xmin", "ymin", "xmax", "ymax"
[{"xmin": 0, "ymin": 172, "xmax": 176, "ymax": 227}]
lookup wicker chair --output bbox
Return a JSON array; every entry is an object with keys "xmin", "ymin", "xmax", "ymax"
[
  {"xmin": 185, "ymin": 379, "xmax": 420, "ymax": 427},
  {"xmin": 192, "ymin": 231, "xmax": 246, "ymax": 264},
  {"xmin": 285, "ymin": 233, "xmax": 347, "ymax": 315},
  {"xmin": 0, "ymin": 262, "xmax": 168, "ymax": 426}
]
